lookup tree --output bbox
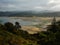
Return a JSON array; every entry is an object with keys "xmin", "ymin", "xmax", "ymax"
[
  {"xmin": 14, "ymin": 22, "xmax": 21, "ymax": 31},
  {"xmin": 4, "ymin": 22, "xmax": 14, "ymax": 32},
  {"xmin": 47, "ymin": 17, "xmax": 58, "ymax": 33},
  {"xmin": 0, "ymin": 24, "xmax": 5, "ymax": 30}
]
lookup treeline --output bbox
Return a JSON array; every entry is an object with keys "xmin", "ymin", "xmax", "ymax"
[
  {"xmin": 0, "ymin": 20, "xmax": 60, "ymax": 45},
  {"xmin": 0, "ymin": 11, "xmax": 60, "ymax": 17}
]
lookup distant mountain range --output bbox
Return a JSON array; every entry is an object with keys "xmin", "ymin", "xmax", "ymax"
[{"xmin": 0, "ymin": 11, "xmax": 60, "ymax": 17}]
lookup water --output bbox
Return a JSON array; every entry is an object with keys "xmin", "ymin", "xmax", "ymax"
[
  {"xmin": 0, "ymin": 17, "xmax": 60, "ymax": 34},
  {"xmin": 0, "ymin": 17, "xmax": 58, "ymax": 26},
  {"xmin": 0, "ymin": 17, "xmax": 39, "ymax": 26}
]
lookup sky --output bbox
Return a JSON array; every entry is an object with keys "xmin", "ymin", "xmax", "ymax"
[{"xmin": 0, "ymin": 0, "xmax": 60, "ymax": 11}]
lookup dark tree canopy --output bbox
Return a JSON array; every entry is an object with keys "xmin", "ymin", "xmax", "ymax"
[
  {"xmin": 4, "ymin": 22, "xmax": 14, "ymax": 32},
  {"xmin": 15, "ymin": 22, "xmax": 21, "ymax": 30}
]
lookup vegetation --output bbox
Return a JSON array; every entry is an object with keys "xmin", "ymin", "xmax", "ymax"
[
  {"xmin": 0, "ymin": 18, "xmax": 60, "ymax": 45},
  {"xmin": 0, "ymin": 11, "xmax": 60, "ymax": 17}
]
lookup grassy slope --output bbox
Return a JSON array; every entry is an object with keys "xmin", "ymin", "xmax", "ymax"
[{"xmin": 0, "ymin": 29, "xmax": 37, "ymax": 45}]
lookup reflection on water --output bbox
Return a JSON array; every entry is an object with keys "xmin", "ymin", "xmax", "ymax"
[
  {"xmin": 0, "ymin": 17, "xmax": 60, "ymax": 27},
  {"xmin": 0, "ymin": 17, "xmax": 44, "ymax": 26},
  {"xmin": 0, "ymin": 17, "xmax": 60, "ymax": 34},
  {"xmin": 0, "ymin": 17, "xmax": 38, "ymax": 26}
]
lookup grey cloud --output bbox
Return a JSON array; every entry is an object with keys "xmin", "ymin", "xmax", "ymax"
[{"xmin": 0, "ymin": 0, "xmax": 60, "ymax": 11}]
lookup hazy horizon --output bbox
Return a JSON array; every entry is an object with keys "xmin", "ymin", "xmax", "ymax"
[{"xmin": 0, "ymin": 0, "xmax": 60, "ymax": 12}]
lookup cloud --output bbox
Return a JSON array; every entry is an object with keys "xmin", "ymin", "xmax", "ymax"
[
  {"xmin": 0, "ymin": 0, "xmax": 60, "ymax": 11},
  {"xmin": 48, "ymin": 0, "xmax": 60, "ymax": 11},
  {"xmin": 49, "ymin": 5, "xmax": 60, "ymax": 11},
  {"xmin": 34, "ymin": 6, "xmax": 43, "ymax": 9}
]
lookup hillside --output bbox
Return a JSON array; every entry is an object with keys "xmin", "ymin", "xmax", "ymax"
[
  {"xmin": 0, "ymin": 20, "xmax": 60, "ymax": 45},
  {"xmin": 0, "ymin": 23, "xmax": 37, "ymax": 45},
  {"xmin": 0, "ymin": 29, "xmax": 38, "ymax": 45},
  {"xmin": 0, "ymin": 11, "xmax": 60, "ymax": 17}
]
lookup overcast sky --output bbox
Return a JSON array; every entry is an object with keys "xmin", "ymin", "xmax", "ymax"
[{"xmin": 0, "ymin": 0, "xmax": 60, "ymax": 11}]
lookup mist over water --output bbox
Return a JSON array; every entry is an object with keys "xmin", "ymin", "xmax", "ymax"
[
  {"xmin": 0, "ymin": 17, "xmax": 43, "ymax": 25},
  {"xmin": 0, "ymin": 17, "xmax": 60, "ymax": 34},
  {"xmin": 0, "ymin": 17, "xmax": 58, "ymax": 26},
  {"xmin": 0, "ymin": 17, "xmax": 60, "ymax": 26}
]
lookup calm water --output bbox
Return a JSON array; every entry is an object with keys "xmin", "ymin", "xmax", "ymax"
[
  {"xmin": 0, "ymin": 17, "xmax": 60, "ymax": 34},
  {"xmin": 0, "ymin": 17, "xmax": 60, "ymax": 27}
]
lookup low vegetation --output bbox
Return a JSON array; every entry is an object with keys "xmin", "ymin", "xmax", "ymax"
[{"xmin": 0, "ymin": 20, "xmax": 60, "ymax": 45}]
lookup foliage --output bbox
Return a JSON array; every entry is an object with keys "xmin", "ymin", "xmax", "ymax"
[{"xmin": 0, "ymin": 20, "xmax": 60, "ymax": 45}]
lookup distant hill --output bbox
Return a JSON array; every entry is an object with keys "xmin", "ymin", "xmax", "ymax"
[{"xmin": 0, "ymin": 11, "xmax": 60, "ymax": 17}]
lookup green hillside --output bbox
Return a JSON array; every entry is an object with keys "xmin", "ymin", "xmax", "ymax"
[
  {"xmin": 0, "ymin": 22, "xmax": 37, "ymax": 45},
  {"xmin": 0, "ymin": 28, "xmax": 38, "ymax": 45},
  {"xmin": 0, "ymin": 20, "xmax": 60, "ymax": 45}
]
